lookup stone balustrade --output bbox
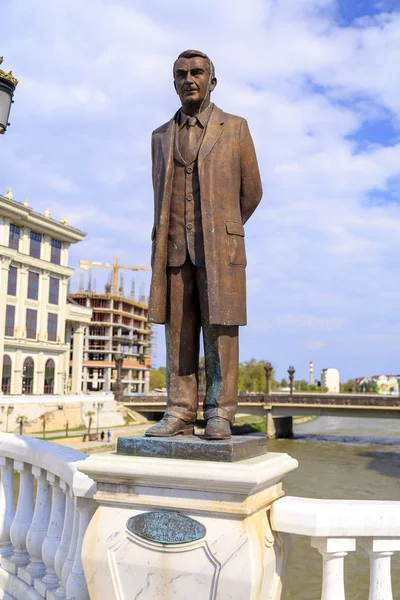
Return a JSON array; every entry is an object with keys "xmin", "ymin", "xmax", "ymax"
[
  {"xmin": 0, "ymin": 433, "xmax": 96, "ymax": 600},
  {"xmin": 2, "ymin": 435, "xmax": 400, "ymax": 599},
  {"xmin": 271, "ymin": 495, "xmax": 400, "ymax": 600}
]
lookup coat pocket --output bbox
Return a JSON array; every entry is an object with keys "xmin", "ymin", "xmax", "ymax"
[{"xmin": 226, "ymin": 221, "xmax": 246, "ymax": 266}]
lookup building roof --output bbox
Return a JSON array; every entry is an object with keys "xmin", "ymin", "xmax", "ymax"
[
  {"xmin": 69, "ymin": 291, "xmax": 148, "ymax": 310},
  {"xmin": 0, "ymin": 193, "xmax": 86, "ymax": 243}
]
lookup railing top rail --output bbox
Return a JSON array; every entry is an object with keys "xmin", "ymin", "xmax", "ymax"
[
  {"xmin": 0, "ymin": 433, "xmax": 95, "ymax": 498},
  {"xmin": 271, "ymin": 495, "xmax": 400, "ymax": 538}
]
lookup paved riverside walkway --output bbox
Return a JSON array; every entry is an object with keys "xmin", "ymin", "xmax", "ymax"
[{"xmin": 26, "ymin": 422, "xmax": 152, "ymax": 451}]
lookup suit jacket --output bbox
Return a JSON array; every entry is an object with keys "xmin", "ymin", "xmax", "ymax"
[{"xmin": 148, "ymin": 105, "xmax": 262, "ymax": 326}]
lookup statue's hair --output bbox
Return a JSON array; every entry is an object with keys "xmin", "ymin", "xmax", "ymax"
[{"xmin": 173, "ymin": 49, "xmax": 215, "ymax": 79}]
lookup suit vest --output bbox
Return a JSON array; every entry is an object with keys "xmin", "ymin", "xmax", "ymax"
[{"xmin": 167, "ymin": 124, "xmax": 205, "ymax": 267}]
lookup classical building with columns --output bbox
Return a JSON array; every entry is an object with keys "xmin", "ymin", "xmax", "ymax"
[{"xmin": 0, "ymin": 191, "xmax": 91, "ymax": 396}]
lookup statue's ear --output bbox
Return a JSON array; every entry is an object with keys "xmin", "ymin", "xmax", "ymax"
[{"xmin": 209, "ymin": 77, "xmax": 217, "ymax": 93}]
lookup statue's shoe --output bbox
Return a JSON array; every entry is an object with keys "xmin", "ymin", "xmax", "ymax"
[
  {"xmin": 145, "ymin": 415, "xmax": 194, "ymax": 437},
  {"xmin": 204, "ymin": 416, "xmax": 231, "ymax": 440}
]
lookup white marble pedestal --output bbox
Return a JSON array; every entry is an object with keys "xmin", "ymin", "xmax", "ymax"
[{"xmin": 78, "ymin": 450, "xmax": 297, "ymax": 600}]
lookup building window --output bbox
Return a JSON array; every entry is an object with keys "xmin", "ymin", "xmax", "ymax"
[
  {"xmin": 50, "ymin": 239, "xmax": 62, "ymax": 265},
  {"xmin": 47, "ymin": 312, "xmax": 58, "ymax": 342},
  {"xmin": 30, "ymin": 231, "xmax": 42, "ymax": 259},
  {"xmin": 27, "ymin": 271, "xmax": 39, "ymax": 300},
  {"xmin": 9, "ymin": 224, "xmax": 20, "ymax": 250},
  {"xmin": 44, "ymin": 359, "xmax": 55, "ymax": 394},
  {"xmin": 7, "ymin": 266, "xmax": 17, "ymax": 295},
  {"xmin": 89, "ymin": 326, "xmax": 107, "ymax": 337},
  {"xmin": 49, "ymin": 277, "xmax": 60, "ymax": 305},
  {"xmin": 22, "ymin": 357, "xmax": 34, "ymax": 395},
  {"xmin": 5, "ymin": 305, "xmax": 15, "ymax": 336},
  {"xmin": 26, "ymin": 308, "xmax": 37, "ymax": 339},
  {"xmin": 2, "ymin": 355, "xmax": 11, "ymax": 394}
]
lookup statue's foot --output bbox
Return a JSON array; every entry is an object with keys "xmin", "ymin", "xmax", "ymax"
[
  {"xmin": 145, "ymin": 415, "xmax": 194, "ymax": 437},
  {"xmin": 204, "ymin": 417, "xmax": 231, "ymax": 440}
]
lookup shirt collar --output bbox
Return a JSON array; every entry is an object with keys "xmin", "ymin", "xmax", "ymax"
[{"xmin": 179, "ymin": 103, "xmax": 214, "ymax": 130}]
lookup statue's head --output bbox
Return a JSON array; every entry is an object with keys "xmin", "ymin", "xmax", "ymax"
[{"xmin": 173, "ymin": 49, "xmax": 217, "ymax": 111}]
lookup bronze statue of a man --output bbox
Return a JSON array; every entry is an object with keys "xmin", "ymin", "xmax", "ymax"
[{"xmin": 146, "ymin": 49, "xmax": 262, "ymax": 440}]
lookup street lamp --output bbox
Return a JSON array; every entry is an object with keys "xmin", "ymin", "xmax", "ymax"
[
  {"xmin": 61, "ymin": 373, "xmax": 67, "ymax": 395},
  {"xmin": 264, "ymin": 362, "xmax": 273, "ymax": 396},
  {"xmin": 287, "ymin": 366, "xmax": 296, "ymax": 395},
  {"xmin": 93, "ymin": 401, "xmax": 104, "ymax": 435},
  {"xmin": 113, "ymin": 353, "xmax": 126, "ymax": 402},
  {"xmin": 0, "ymin": 58, "xmax": 18, "ymax": 134}
]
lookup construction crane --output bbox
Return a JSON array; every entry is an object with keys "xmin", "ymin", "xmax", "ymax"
[{"xmin": 79, "ymin": 257, "xmax": 151, "ymax": 296}]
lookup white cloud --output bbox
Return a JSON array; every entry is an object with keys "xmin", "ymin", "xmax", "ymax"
[
  {"xmin": 257, "ymin": 314, "xmax": 345, "ymax": 333},
  {"xmin": 21, "ymin": 78, "xmax": 110, "ymax": 115},
  {"xmin": 308, "ymin": 341, "xmax": 326, "ymax": 351}
]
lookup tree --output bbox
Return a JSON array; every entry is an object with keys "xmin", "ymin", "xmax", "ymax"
[
  {"xmin": 238, "ymin": 359, "xmax": 276, "ymax": 394},
  {"xmin": 341, "ymin": 379, "xmax": 355, "ymax": 393},
  {"xmin": 295, "ymin": 380, "xmax": 309, "ymax": 392},
  {"xmin": 38, "ymin": 412, "xmax": 53, "ymax": 439},
  {"xmin": 16, "ymin": 415, "xmax": 28, "ymax": 436},
  {"xmin": 280, "ymin": 378, "xmax": 288, "ymax": 388},
  {"xmin": 1, "ymin": 405, "xmax": 14, "ymax": 432},
  {"xmin": 85, "ymin": 411, "xmax": 95, "ymax": 437},
  {"xmin": 308, "ymin": 384, "xmax": 319, "ymax": 392},
  {"xmin": 150, "ymin": 368, "xmax": 166, "ymax": 390}
]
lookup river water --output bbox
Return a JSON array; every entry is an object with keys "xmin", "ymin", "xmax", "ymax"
[{"xmin": 268, "ymin": 416, "xmax": 400, "ymax": 599}]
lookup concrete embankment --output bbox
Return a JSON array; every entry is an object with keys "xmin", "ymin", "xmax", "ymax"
[{"xmin": 0, "ymin": 394, "xmax": 128, "ymax": 434}]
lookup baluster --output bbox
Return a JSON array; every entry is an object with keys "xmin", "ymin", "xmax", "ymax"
[
  {"xmin": 48, "ymin": 483, "xmax": 74, "ymax": 600},
  {"xmin": 59, "ymin": 499, "xmax": 80, "ymax": 598},
  {"xmin": 311, "ymin": 538, "xmax": 356, "ymax": 600},
  {"xmin": 0, "ymin": 457, "xmax": 15, "ymax": 559},
  {"xmin": 34, "ymin": 474, "xmax": 65, "ymax": 596},
  {"xmin": 359, "ymin": 538, "xmax": 400, "ymax": 600},
  {"xmin": 65, "ymin": 497, "xmax": 97, "ymax": 600},
  {"xmin": 18, "ymin": 466, "xmax": 51, "ymax": 585},
  {"xmin": 2, "ymin": 461, "xmax": 34, "ymax": 574}
]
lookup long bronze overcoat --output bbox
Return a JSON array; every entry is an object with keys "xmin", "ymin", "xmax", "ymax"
[{"xmin": 148, "ymin": 105, "xmax": 262, "ymax": 326}]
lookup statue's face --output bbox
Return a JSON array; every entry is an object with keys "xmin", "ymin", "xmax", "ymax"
[{"xmin": 174, "ymin": 56, "xmax": 215, "ymax": 107}]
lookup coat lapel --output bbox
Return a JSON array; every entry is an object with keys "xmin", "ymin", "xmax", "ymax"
[
  {"xmin": 161, "ymin": 114, "xmax": 177, "ymax": 167},
  {"xmin": 159, "ymin": 114, "xmax": 178, "ymax": 226},
  {"xmin": 198, "ymin": 106, "xmax": 225, "ymax": 168}
]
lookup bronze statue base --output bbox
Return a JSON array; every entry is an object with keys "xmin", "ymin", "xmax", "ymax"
[{"xmin": 116, "ymin": 433, "xmax": 267, "ymax": 462}]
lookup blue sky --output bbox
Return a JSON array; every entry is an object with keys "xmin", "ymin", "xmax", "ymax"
[{"xmin": 1, "ymin": 0, "xmax": 400, "ymax": 380}]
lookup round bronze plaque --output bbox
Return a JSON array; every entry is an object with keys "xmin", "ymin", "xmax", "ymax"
[{"xmin": 126, "ymin": 511, "xmax": 206, "ymax": 545}]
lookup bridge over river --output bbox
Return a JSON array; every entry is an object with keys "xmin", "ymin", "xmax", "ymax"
[{"xmin": 123, "ymin": 392, "xmax": 400, "ymax": 437}]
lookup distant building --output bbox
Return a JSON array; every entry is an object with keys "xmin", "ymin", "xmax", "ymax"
[
  {"xmin": 0, "ymin": 191, "xmax": 92, "ymax": 395},
  {"xmin": 68, "ymin": 291, "xmax": 151, "ymax": 395},
  {"xmin": 320, "ymin": 368, "xmax": 340, "ymax": 393},
  {"xmin": 357, "ymin": 374, "xmax": 398, "ymax": 395}
]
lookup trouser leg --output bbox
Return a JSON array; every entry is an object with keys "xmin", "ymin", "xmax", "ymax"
[
  {"xmin": 196, "ymin": 267, "xmax": 239, "ymax": 424},
  {"xmin": 164, "ymin": 259, "xmax": 200, "ymax": 423}
]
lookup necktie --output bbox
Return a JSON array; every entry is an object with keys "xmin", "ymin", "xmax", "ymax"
[{"xmin": 180, "ymin": 117, "xmax": 198, "ymax": 164}]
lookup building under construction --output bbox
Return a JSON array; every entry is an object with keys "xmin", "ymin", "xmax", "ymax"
[{"xmin": 68, "ymin": 257, "xmax": 152, "ymax": 395}]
